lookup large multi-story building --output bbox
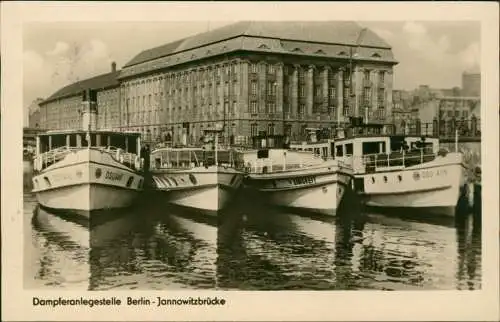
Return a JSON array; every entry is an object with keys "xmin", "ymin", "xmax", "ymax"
[
  {"xmin": 38, "ymin": 62, "xmax": 120, "ymax": 131},
  {"xmin": 117, "ymin": 21, "xmax": 397, "ymax": 144},
  {"xmin": 39, "ymin": 21, "xmax": 398, "ymax": 144}
]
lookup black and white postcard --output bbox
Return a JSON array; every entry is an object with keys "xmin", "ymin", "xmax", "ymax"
[{"xmin": 1, "ymin": 2, "xmax": 499, "ymax": 321}]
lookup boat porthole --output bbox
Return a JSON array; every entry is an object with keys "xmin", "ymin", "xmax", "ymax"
[
  {"xmin": 171, "ymin": 178, "xmax": 178, "ymax": 186},
  {"xmin": 43, "ymin": 177, "xmax": 51, "ymax": 187},
  {"xmin": 272, "ymin": 180, "xmax": 277, "ymax": 188},
  {"xmin": 371, "ymin": 177, "xmax": 375, "ymax": 184},
  {"xmin": 413, "ymin": 172, "xmax": 420, "ymax": 180},
  {"xmin": 229, "ymin": 175, "xmax": 236, "ymax": 186},
  {"xmin": 323, "ymin": 186, "xmax": 328, "ymax": 193},
  {"xmin": 126, "ymin": 176, "xmax": 134, "ymax": 187},
  {"xmin": 383, "ymin": 176, "xmax": 388, "ymax": 183},
  {"xmin": 398, "ymin": 175, "xmax": 402, "ymax": 182},
  {"xmin": 95, "ymin": 168, "xmax": 102, "ymax": 179},
  {"xmin": 138, "ymin": 179, "xmax": 143, "ymax": 189},
  {"xmin": 189, "ymin": 174, "xmax": 198, "ymax": 185},
  {"xmin": 76, "ymin": 170, "xmax": 83, "ymax": 178}
]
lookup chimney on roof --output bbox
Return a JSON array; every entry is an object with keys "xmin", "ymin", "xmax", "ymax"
[{"xmin": 111, "ymin": 61, "xmax": 117, "ymax": 73}]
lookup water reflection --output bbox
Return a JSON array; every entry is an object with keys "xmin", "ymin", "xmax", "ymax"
[
  {"xmin": 217, "ymin": 208, "xmax": 482, "ymax": 290},
  {"xmin": 27, "ymin": 204, "xmax": 89, "ymax": 289},
  {"xmin": 25, "ymin": 192, "xmax": 481, "ymax": 290}
]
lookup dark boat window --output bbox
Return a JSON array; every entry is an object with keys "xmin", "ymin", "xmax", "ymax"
[
  {"xmin": 336, "ymin": 145, "xmax": 343, "ymax": 157},
  {"xmin": 90, "ymin": 134, "xmax": 97, "ymax": 147},
  {"xmin": 81, "ymin": 134, "xmax": 89, "ymax": 147},
  {"xmin": 390, "ymin": 136, "xmax": 406, "ymax": 152},
  {"xmin": 99, "ymin": 134, "xmax": 107, "ymax": 147},
  {"xmin": 345, "ymin": 143, "xmax": 353, "ymax": 155},
  {"xmin": 51, "ymin": 134, "xmax": 66, "ymax": 149},
  {"xmin": 362, "ymin": 141, "xmax": 385, "ymax": 155},
  {"xmin": 69, "ymin": 134, "xmax": 77, "ymax": 147}
]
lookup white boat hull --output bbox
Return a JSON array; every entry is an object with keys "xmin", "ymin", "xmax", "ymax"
[
  {"xmin": 357, "ymin": 153, "xmax": 466, "ymax": 216},
  {"xmin": 32, "ymin": 149, "xmax": 143, "ymax": 217},
  {"xmin": 245, "ymin": 163, "xmax": 353, "ymax": 216},
  {"xmin": 151, "ymin": 166, "xmax": 243, "ymax": 214}
]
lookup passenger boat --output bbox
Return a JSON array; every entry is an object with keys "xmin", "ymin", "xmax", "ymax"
[
  {"xmin": 330, "ymin": 119, "xmax": 467, "ymax": 216},
  {"xmin": 241, "ymin": 134, "xmax": 354, "ymax": 216},
  {"xmin": 31, "ymin": 92, "xmax": 144, "ymax": 218},
  {"xmin": 149, "ymin": 127, "xmax": 245, "ymax": 215}
]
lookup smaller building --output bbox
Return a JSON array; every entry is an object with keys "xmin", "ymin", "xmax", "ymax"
[
  {"xmin": 417, "ymin": 96, "xmax": 480, "ymax": 138},
  {"xmin": 462, "ymin": 69, "xmax": 481, "ymax": 97},
  {"xmin": 27, "ymin": 98, "xmax": 44, "ymax": 128}
]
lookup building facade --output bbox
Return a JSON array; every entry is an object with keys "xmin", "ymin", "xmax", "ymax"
[
  {"xmin": 39, "ymin": 63, "xmax": 120, "ymax": 131},
  {"xmin": 40, "ymin": 22, "xmax": 398, "ymax": 145},
  {"xmin": 118, "ymin": 21, "xmax": 397, "ymax": 144}
]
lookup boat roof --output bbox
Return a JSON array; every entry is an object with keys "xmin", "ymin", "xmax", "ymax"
[{"xmin": 39, "ymin": 129, "xmax": 141, "ymax": 137}]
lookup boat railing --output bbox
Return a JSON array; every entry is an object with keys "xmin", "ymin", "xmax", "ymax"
[
  {"xmin": 245, "ymin": 154, "xmax": 338, "ymax": 174},
  {"xmin": 34, "ymin": 146, "xmax": 81, "ymax": 170},
  {"xmin": 355, "ymin": 148, "xmax": 441, "ymax": 173},
  {"xmin": 150, "ymin": 148, "xmax": 202, "ymax": 170},
  {"xmin": 33, "ymin": 145, "xmax": 140, "ymax": 171},
  {"xmin": 150, "ymin": 148, "xmax": 247, "ymax": 171},
  {"xmin": 94, "ymin": 146, "xmax": 139, "ymax": 167}
]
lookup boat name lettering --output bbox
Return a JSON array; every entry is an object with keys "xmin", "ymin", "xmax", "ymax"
[
  {"xmin": 105, "ymin": 171, "xmax": 124, "ymax": 181},
  {"xmin": 420, "ymin": 169, "xmax": 448, "ymax": 179},
  {"xmin": 292, "ymin": 176, "xmax": 316, "ymax": 185}
]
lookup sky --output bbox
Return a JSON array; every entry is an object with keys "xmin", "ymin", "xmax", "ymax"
[{"xmin": 23, "ymin": 21, "xmax": 481, "ymax": 118}]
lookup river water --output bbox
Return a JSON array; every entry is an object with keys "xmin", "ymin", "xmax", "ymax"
[{"xmin": 23, "ymin": 189, "xmax": 482, "ymax": 291}]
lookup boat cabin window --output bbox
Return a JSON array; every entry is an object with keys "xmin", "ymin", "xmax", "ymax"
[
  {"xmin": 39, "ymin": 134, "xmax": 67, "ymax": 153},
  {"xmin": 336, "ymin": 145, "xmax": 343, "ymax": 157},
  {"xmin": 345, "ymin": 143, "xmax": 353, "ymax": 156},
  {"xmin": 362, "ymin": 141, "xmax": 386, "ymax": 155}
]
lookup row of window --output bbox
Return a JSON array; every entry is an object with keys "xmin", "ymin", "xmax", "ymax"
[
  {"xmin": 363, "ymin": 70, "xmax": 386, "ymax": 84},
  {"xmin": 361, "ymin": 88, "xmax": 387, "ymax": 108},
  {"xmin": 444, "ymin": 110, "xmax": 469, "ymax": 118}
]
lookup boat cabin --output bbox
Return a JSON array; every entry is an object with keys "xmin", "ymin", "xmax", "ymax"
[
  {"xmin": 34, "ymin": 130, "xmax": 142, "ymax": 171},
  {"xmin": 36, "ymin": 130, "xmax": 141, "ymax": 155},
  {"xmin": 151, "ymin": 128, "xmax": 245, "ymax": 171},
  {"xmin": 243, "ymin": 134, "xmax": 327, "ymax": 174},
  {"xmin": 333, "ymin": 125, "xmax": 440, "ymax": 174}
]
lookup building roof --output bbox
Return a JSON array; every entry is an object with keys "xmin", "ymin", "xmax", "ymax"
[
  {"xmin": 41, "ymin": 70, "xmax": 120, "ymax": 105},
  {"xmin": 120, "ymin": 21, "xmax": 396, "ymax": 79}
]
